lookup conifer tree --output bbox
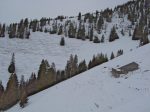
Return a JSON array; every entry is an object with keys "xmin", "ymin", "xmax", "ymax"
[
  {"xmin": 101, "ymin": 35, "xmax": 105, "ymax": 43},
  {"xmin": 117, "ymin": 49, "xmax": 123, "ymax": 57},
  {"xmin": 77, "ymin": 23, "xmax": 85, "ymax": 40},
  {"xmin": 58, "ymin": 25, "xmax": 63, "ymax": 35},
  {"xmin": 65, "ymin": 60, "xmax": 71, "ymax": 78},
  {"xmin": 140, "ymin": 27, "xmax": 149, "ymax": 46},
  {"xmin": 110, "ymin": 52, "xmax": 115, "ymax": 60},
  {"xmin": 121, "ymin": 29, "xmax": 125, "ymax": 36},
  {"xmin": 8, "ymin": 53, "xmax": 15, "ymax": 74},
  {"xmin": 5, "ymin": 73, "xmax": 19, "ymax": 106},
  {"xmin": 0, "ymin": 24, "xmax": 5, "ymax": 37},
  {"xmin": 109, "ymin": 26, "xmax": 119, "ymax": 42},
  {"xmin": 78, "ymin": 60, "xmax": 87, "ymax": 74},
  {"xmin": 60, "ymin": 37, "xmax": 65, "ymax": 46},
  {"xmin": 37, "ymin": 60, "xmax": 46, "ymax": 80},
  {"xmin": 132, "ymin": 25, "xmax": 143, "ymax": 40},
  {"xmin": 68, "ymin": 22, "xmax": 76, "ymax": 38},
  {"xmin": 97, "ymin": 16, "xmax": 104, "ymax": 33},
  {"xmin": 19, "ymin": 90, "xmax": 28, "ymax": 108},
  {"xmin": 78, "ymin": 12, "xmax": 82, "ymax": 21},
  {"xmin": 89, "ymin": 27, "xmax": 93, "ymax": 41},
  {"xmin": 24, "ymin": 18, "xmax": 29, "ymax": 28},
  {"xmin": 0, "ymin": 81, "xmax": 4, "ymax": 97}
]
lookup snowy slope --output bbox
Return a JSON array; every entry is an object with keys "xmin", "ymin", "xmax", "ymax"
[
  {"xmin": 0, "ymin": 32, "xmax": 139, "ymax": 87},
  {"xmin": 0, "ymin": 0, "xmax": 130, "ymax": 24},
  {"xmin": 8, "ymin": 43, "xmax": 150, "ymax": 112}
]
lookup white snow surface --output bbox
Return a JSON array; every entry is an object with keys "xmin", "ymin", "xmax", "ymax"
[
  {"xmin": 0, "ymin": 0, "xmax": 130, "ymax": 24},
  {"xmin": 8, "ymin": 43, "xmax": 150, "ymax": 112},
  {"xmin": 0, "ymin": 32, "xmax": 139, "ymax": 87}
]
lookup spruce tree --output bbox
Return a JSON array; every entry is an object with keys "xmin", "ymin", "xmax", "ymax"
[
  {"xmin": 8, "ymin": 53, "xmax": 15, "ymax": 73},
  {"xmin": 109, "ymin": 26, "xmax": 119, "ymax": 42},
  {"xmin": 68, "ymin": 22, "xmax": 76, "ymax": 38},
  {"xmin": 37, "ymin": 60, "xmax": 46, "ymax": 80},
  {"xmin": 5, "ymin": 73, "xmax": 19, "ymax": 107},
  {"xmin": 65, "ymin": 60, "xmax": 71, "ymax": 78},
  {"xmin": 78, "ymin": 12, "xmax": 82, "ymax": 21},
  {"xmin": 89, "ymin": 27, "xmax": 93, "ymax": 41},
  {"xmin": 1, "ymin": 24, "xmax": 5, "ymax": 37},
  {"xmin": 19, "ymin": 90, "xmax": 28, "ymax": 108},
  {"xmin": 0, "ymin": 81, "xmax": 4, "ymax": 97},
  {"xmin": 60, "ymin": 37, "xmax": 65, "ymax": 46},
  {"xmin": 97, "ymin": 16, "xmax": 104, "ymax": 33},
  {"xmin": 101, "ymin": 35, "xmax": 105, "ymax": 43},
  {"xmin": 58, "ymin": 25, "xmax": 63, "ymax": 35},
  {"xmin": 110, "ymin": 52, "xmax": 115, "ymax": 60},
  {"xmin": 78, "ymin": 60, "xmax": 87, "ymax": 74}
]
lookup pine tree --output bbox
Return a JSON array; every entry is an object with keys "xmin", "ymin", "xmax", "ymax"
[
  {"xmin": 117, "ymin": 49, "xmax": 123, "ymax": 57},
  {"xmin": 101, "ymin": 35, "xmax": 105, "ymax": 43},
  {"xmin": 121, "ymin": 29, "xmax": 125, "ymax": 36},
  {"xmin": 6, "ymin": 73, "xmax": 18, "ymax": 92},
  {"xmin": 46, "ymin": 63, "xmax": 56, "ymax": 84},
  {"xmin": 97, "ymin": 16, "xmax": 104, "ymax": 33},
  {"xmin": 73, "ymin": 55, "xmax": 78, "ymax": 76},
  {"xmin": 58, "ymin": 25, "xmax": 63, "ymax": 35},
  {"xmin": 140, "ymin": 27, "xmax": 149, "ymax": 46},
  {"xmin": 129, "ymin": 29, "xmax": 132, "ymax": 36},
  {"xmin": 60, "ymin": 37, "xmax": 65, "ymax": 46},
  {"xmin": 78, "ymin": 12, "xmax": 82, "ymax": 21},
  {"xmin": 26, "ymin": 73, "xmax": 37, "ymax": 95},
  {"xmin": 77, "ymin": 23, "xmax": 85, "ymax": 40},
  {"xmin": 8, "ymin": 53, "xmax": 15, "ymax": 73},
  {"xmin": 19, "ymin": 90, "xmax": 28, "ymax": 108},
  {"xmin": 0, "ymin": 24, "xmax": 5, "ymax": 37},
  {"xmin": 5, "ymin": 73, "xmax": 19, "ymax": 107},
  {"xmin": 132, "ymin": 24, "xmax": 143, "ymax": 40},
  {"xmin": 78, "ymin": 60, "xmax": 87, "ymax": 74},
  {"xmin": 89, "ymin": 27, "xmax": 93, "ymax": 41},
  {"xmin": 109, "ymin": 26, "xmax": 119, "ymax": 42},
  {"xmin": 0, "ymin": 81, "xmax": 4, "ymax": 97},
  {"xmin": 65, "ymin": 55, "xmax": 78, "ymax": 78},
  {"xmin": 68, "ymin": 22, "xmax": 76, "ymax": 38},
  {"xmin": 65, "ymin": 60, "xmax": 71, "ymax": 79},
  {"xmin": 37, "ymin": 60, "xmax": 46, "ymax": 80},
  {"xmin": 20, "ymin": 75, "xmax": 26, "ymax": 89},
  {"xmin": 110, "ymin": 52, "xmax": 115, "ymax": 60},
  {"xmin": 9, "ymin": 24, "xmax": 17, "ymax": 38},
  {"xmin": 24, "ymin": 18, "xmax": 29, "ymax": 28},
  {"xmin": 88, "ymin": 60, "xmax": 92, "ymax": 69}
]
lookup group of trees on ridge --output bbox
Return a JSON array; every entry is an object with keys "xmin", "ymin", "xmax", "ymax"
[
  {"xmin": 0, "ymin": 47, "xmax": 124, "ymax": 110},
  {"xmin": 0, "ymin": 0, "xmax": 149, "ymax": 45},
  {"xmin": 0, "ymin": 0, "xmax": 150, "ymax": 110}
]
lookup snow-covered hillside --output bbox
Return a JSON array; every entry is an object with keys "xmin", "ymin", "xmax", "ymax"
[
  {"xmin": 0, "ymin": 0, "xmax": 150, "ymax": 111},
  {"xmin": 0, "ymin": 0, "xmax": 129, "ymax": 24},
  {"xmin": 0, "ymin": 0, "xmax": 142, "ymax": 86},
  {"xmin": 0, "ymin": 32, "xmax": 139, "ymax": 87},
  {"xmin": 8, "ymin": 43, "xmax": 150, "ymax": 112}
]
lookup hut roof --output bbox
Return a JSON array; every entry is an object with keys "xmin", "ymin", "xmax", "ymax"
[{"xmin": 119, "ymin": 62, "xmax": 139, "ymax": 72}]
